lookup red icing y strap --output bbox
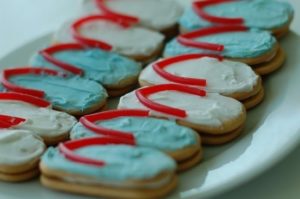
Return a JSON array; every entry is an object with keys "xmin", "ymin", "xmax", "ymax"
[
  {"xmin": 59, "ymin": 137, "xmax": 135, "ymax": 167},
  {"xmin": 193, "ymin": 0, "xmax": 244, "ymax": 25},
  {"xmin": 80, "ymin": 109, "xmax": 150, "ymax": 141},
  {"xmin": 71, "ymin": 15, "xmax": 132, "ymax": 50},
  {"xmin": 1, "ymin": 67, "xmax": 65, "ymax": 98},
  {"xmin": 136, "ymin": 84, "xmax": 206, "ymax": 118},
  {"xmin": 0, "ymin": 115, "xmax": 26, "ymax": 129},
  {"xmin": 39, "ymin": 43, "xmax": 84, "ymax": 75},
  {"xmin": 177, "ymin": 25, "xmax": 248, "ymax": 51},
  {"xmin": 153, "ymin": 54, "xmax": 223, "ymax": 86},
  {"xmin": 0, "ymin": 92, "xmax": 51, "ymax": 107},
  {"xmin": 95, "ymin": 0, "xmax": 139, "ymax": 24}
]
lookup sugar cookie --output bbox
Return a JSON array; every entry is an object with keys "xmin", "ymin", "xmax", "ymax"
[
  {"xmin": 118, "ymin": 84, "xmax": 246, "ymax": 145},
  {"xmin": 40, "ymin": 137, "xmax": 177, "ymax": 199},
  {"xmin": 1, "ymin": 67, "xmax": 108, "ymax": 116},
  {"xmin": 70, "ymin": 109, "xmax": 202, "ymax": 171}
]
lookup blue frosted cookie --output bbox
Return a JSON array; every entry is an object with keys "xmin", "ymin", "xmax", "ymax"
[
  {"xmin": 179, "ymin": 0, "xmax": 294, "ymax": 38},
  {"xmin": 40, "ymin": 137, "xmax": 177, "ymax": 199},
  {"xmin": 70, "ymin": 109, "xmax": 202, "ymax": 171},
  {"xmin": 163, "ymin": 26, "xmax": 285, "ymax": 74},
  {"xmin": 1, "ymin": 67, "xmax": 107, "ymax": 116},
  {"xmin": 30, "ymin": 43, "xmax": 142, "ymax": 96}
]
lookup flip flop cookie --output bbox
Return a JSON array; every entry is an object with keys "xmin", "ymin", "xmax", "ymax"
[
  {"xmin": 118, "ymin": 84, "xmax": 246, "ymax": 145},
  {"xmin": 1, "ymin": 67, "xmax": 108, "ymax": 116},
  {"xmin": 179, "ymin": 0, "xmax": 294, "ymax": 38},
  {"xmin": 70, "ymin": 109, "xmax": 202, "ymax": 171},
  {"xmin": 0, "ymin": 129, "xmax": 45, "ymax": 182},
  {"xmin": 81, "ymin": 0, "xmax": 183, "ymax": 38},
  {"xmin": 164, "ymin": 25, "xmax": 285, "ymax": 75},
  {"xmin": 0, "ymin": 92, "xmax": 76, "ymax": 145},
  {"xmin": 30, "ymin": 43, "xmax": 142, "ymax": 97},
  {"xmin": 53, "ymin": 15, "xmax": 165, "ymax": 63},
  {"xmin": 40, "ymin": 137, "xmax": 177, "ymax": 199},
  {"xmin": 139, "ymin": 54, "xmax": 264, "ymax": 109}
]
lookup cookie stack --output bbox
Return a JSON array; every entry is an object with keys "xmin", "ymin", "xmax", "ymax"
[{"xmin": 0, "ymin": 0, "xmax": 294, "ymax": 198}]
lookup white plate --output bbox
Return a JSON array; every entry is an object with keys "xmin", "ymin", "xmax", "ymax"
[{"xmin": 0, "ymin": 24, "xmax": 300, "ymax": 199}]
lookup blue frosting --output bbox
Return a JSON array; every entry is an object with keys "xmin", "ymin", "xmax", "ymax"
[
  {"xmin": 30, "ymin": 48, "xmax": 142, "ymax": 87},
  {"xmin": 42, "ymin": 145, "xmax": 176, "ymax": 181},
  {"xmin": 9, "ymin": 74, "xmax": 107, "ymax": 112},
  {"xmin": 71, "ymin": 116, "xmax": 198, "ymax": 151},
  {"xmin": 179, "ymin": 0, "xmax": 294, "ymax": 31},
  {"xmin": 164, "ymin": 29, "xmax": 276, "ymax": 58}
]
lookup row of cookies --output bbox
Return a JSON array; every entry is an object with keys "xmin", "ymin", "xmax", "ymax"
[
  {"xmin": 0, "ymin": 93, "xmax": 201, "ymax": 198},
  {"xmin": 0, "ymin": 0, "xmax": 294, "ymax": 198}
]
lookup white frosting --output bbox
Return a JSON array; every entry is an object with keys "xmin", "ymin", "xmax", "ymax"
[
  {"xmin": 140, "ymin": 57, "xmax": 259, "ymax": 95},
  {"xmin": 81, "ymin": 0, "xmax": 183, "ymax": 31},
  {"xmin": 54, "ymin": 20, "xmax": 165, "ymax": 57},
  {"xmin": 0, "ymin": 130, "xmax": 45, "ymax": 165},
  {"xmin": 0, "ymin": 100, "xmax": 77, "ymax": 138},
  {"xmin": 118, "ymin": 89, "xmax": 244, "ymax": 127}
]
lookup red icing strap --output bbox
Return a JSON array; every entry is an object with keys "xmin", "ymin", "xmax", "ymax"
[
  {"xmin": 0, "ymin": 92, "xmax": 50, "ymax": 107},
  {"xmin": 71, "ymin": 15, "xmax": 132, "ymax": 50},
  {"xmin": 1, "ymin": 67, "xmax": 65, "ymax": 98},
  {"xmin": 153, "ymin": 54, "xmax": 223, "ymax": 86},
  {"xmin": 177, "ymin": 25, "xmax": 248, "ymax": 51},
  {"xmin": 39, "ymin": 43, "xmax": 84, "ymax": 75},
  {"xmin": 80, "ymin": 109, "xmax": 149, "ymax": 141},
  {"xmin": 136, "ymin": 84, "xmax": 206, "ymax": 118},
  {"xmin": 59, "ymin": 137, "xmax": 135, "ymax": 167},
  {"xmin": 0, "ymin": 115, "xmax": 26, "ymax": 129},
  {"xmin": 95, "ymin": 0, "xmax": 139, "ymax": 24},
  {"xmin": 193, "ymin": 0, "xmax": 244, "ymax": 25}
]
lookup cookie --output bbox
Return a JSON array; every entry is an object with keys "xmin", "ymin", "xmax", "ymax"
[
  {"xmin": 118, "ymin": 84, "xmax": 246, "ymax": 145},
  {"xmin": 164, "ymin": 25, "xmax": 285, "ymax": 75},
  {"xmin": 70, "ymin": 109, "xmax": 202, "ymax": 171},
  {"xmin": 0, "ymin": 92, "xmax": 76, "ymax": 145},
  {"xmin": 40, "ymin": 137, "xmax": 177, "ymax": 199},
  {"xmin": 1, "ymin": 67, "xmax": 108, "ymax": 116},
  {"xmin": 0, "ymin": 129, "xmax": 45, "ymax": 182},
  {"xmin": 30, "ymin": 43, "xmax": 142, "ymax": 97},
  {"xmin": 81, "ymin": 0, "xmax": 183, "ymax": 38},
  {"xmin": 179, "ymin": 0, "xmax": 294, "ymax": 38},
  {"xmin": 53, "ymin": 15, "xmax": 165, "ymax": 63},
  {"xmin": 139, "ymin": 54, "xmax": 264, "ymax": 109}
]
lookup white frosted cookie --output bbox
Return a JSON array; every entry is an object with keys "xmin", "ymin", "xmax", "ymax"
[
  {"xmin": 139, "ymin": 54, "xmax": 264, "ymax": 109},
  {"xmin": 0, "ymin": 92, "xmax": 77, "ymax": 145},
  {"xmin": 53, "ymin": 15, "xmax": 165, "ymax": 62},
  {"xmin": 81, "ymin": 0, "xmax": 183, "ymax": 32},
  {"xmin": 0, "ymin": 129, "xmax": 45, "ymax": 182},
  {"xmin": 118, "ymin": 84, "xmax": 246, "ymax": 145}
]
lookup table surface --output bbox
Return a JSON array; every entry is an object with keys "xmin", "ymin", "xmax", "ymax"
[{"xmin": 0, "ymin": 1, "xmax": 299, "ymax": 199}]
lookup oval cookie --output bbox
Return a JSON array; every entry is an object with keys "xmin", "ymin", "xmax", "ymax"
[
  {"xmin": 139, "ymin": 54, "xmax": 264, "ymax": 109},
  {"xmin": 118, "ymin": 84, "xmax": 246, "ymax": 145},
  {"xmin": 1, "ymin": 67, "xmax": 108, "ymax": 116},
  {"xmin": 71, "ymin": 109, "xmax": 202, "ymax": 171},
  {"xmin": 0, "ymin": 129, "xmax": 45, "ymax": 182},
  {"xmin": 180, "ymin": 0, "xmax": 294, "ymax": 37},
  {"xmin": 31, "ymin": 43, "xmax": 142, "ymax": 96},
  {"xmin": 0, "ymin": 92, "xmax": 76, "ymax": 145},
  {"xmin": 54, "ymin": 15, "xmax": 165, "ymax": 62},
  {"xmin": 82, "ymin": 0, "xmax": 183, "ymax": 33},
  {"xmin": 40, "ymin": 137, "xmax": 177, "ymax": 199},
  {"xmin": 164, "ymin": 25, "xmax": 285, "ymax": 75}
]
